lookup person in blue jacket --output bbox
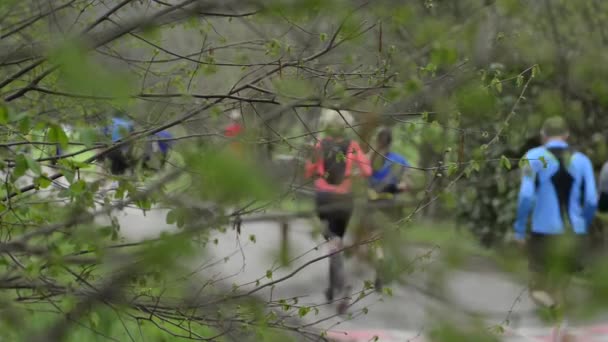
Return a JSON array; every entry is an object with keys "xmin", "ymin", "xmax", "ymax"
[
  {"xmin": 514, "ymin": 116, "xmax": 597, "ymax": 308},
  {"xmin": 102, "ymin": 114, "xmax": 135, "ymax": 175}
]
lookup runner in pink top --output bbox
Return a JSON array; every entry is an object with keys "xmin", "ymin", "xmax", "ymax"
[{"xmin": 305, "ymin": 108, "xmax": 372, "ymax": 313}]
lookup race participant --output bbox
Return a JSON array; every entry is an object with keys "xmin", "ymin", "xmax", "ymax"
[
  {"xmin": 363, "ymin": 126, "xmax": 410, "ymax": 291},
  {"xmin": 224, "ymin": 109, "xmax": 244, "ymax": 137},
  {"xmin": 305, "ymin": 108, "xmax": 372, "ymax": 313},
  {"xmin": 368, "ymin": 126, "xmax": 410, "ymax": 200},
  {"xmin": 514, "ymin": 116, "xmax": 597, "ymax": 311},
  {"xmin": 224, "ymin": 109, "xmax": 244, "ymax": 156},
  {"xmin": 102, "ymin": 114, "xmax": 135, "ymax": 175},
  {"xmin": 142, "ymin": 130, "xmax": 173, "ymax": 171}
]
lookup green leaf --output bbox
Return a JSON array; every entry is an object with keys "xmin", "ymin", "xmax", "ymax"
[
  {"xmin": 48, "ymin": 125, "xmax": 69, "ymax": 149},
  {"xmin": 320, "ymin": 33, "xmax": 327, "ymax": 42},
  {"xmin": 80, "ymin": 128, "xmax": 98, "ymax": 148},
  {"xmin": 265, "ymin": 39, "xmax": 282, "ymax": 57},
  {"xmin": 89, "ymin": 312, "xmax": 100, "ymax": 328},
  {"xmin": 176, "ymin": 214, "xmax": 185, "ymax": 228},
  {"xmin": 0, "ymin": 104, "xmax": 9, "ymax": 125},
  {"xmin": 421, "ymin": 111, "xmax": 429, "ymax": 122},
  {"xmin": 500, "ymin": 155, "xmax": 512, "ymax": 170},
  {"xmin": 531, "ymin": 64, "xmax": 540, "ymax": 78},
  {"xmin": 335, "ymin": 151, "xmax": 346, "ymax": 162},
  {"xmin": 446, "ymin": 163, "xmax": 459, "ymax": 176},
  {"xmin": 516, "ymin": 74, "xmax": 524, "ymax": 88},
  {"xmin": 48, "ymin": 42, "xmax": 133, "ymax": 105},
  {"xmin": 185, "ymin": 146, "xmax": 276, "ymax": 204},
  {"xmin": 539, "ymin": 156, "xmax": 547, "ymax": 168},
  {"xmin": 25, "ymin": 155, "xmax": 41, "ymax": 175},
  {"xmin": 266, "ymin": 270, "xmax": 273, "ymax": 279},
  {"xmin": 69, "ymin": 179, "xmax": 86, "ymax": 195},
  {"xmin": 491, "ymin": 77, "xmax": 503, "ymax": 93},
  {"xmin": 298, "ymin": 307, "xmax": 311, "ymax": 317},
  {"xmin": 13, "ymin": 154, "xmax": 28, "ymax": 178},
  {"xmin": 18, "ymin": 117, "xmax": 30, "ymax": 135},
  {"xmin": 249, "ymin": 234, "xmax": 256, "ymax": 243},
  {"xmin": 136, "ymin": 199, "xmax": 152, "ymax": 211},
  {"xmin": 61, "ymin": 165, "xmax": 75, "ymax": 184},
  {"xmin": 471, "ymin": 160, "xmax": 481, "ymax": 172},
  {"xmin": 166, "ymin": 210, "xmax": 177, "ymax": 224}
]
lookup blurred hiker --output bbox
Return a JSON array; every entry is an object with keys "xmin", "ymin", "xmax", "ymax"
[
  {"xmin": 514, "ymin": 116, "xmax": 597, "ymax": 309},
  {"xmin": 102, "ymin": 113, "xmax": 135, "ymax": 175},
  {"xmin": 224, "ymin": 109, "xmax": 244, "ymax": 137},
  {"xmin": 368, "ymin": 126, "xmax": 411, "ymax": 200},
  {"xmin": 224, "ymin": 109, "xmax": 244, "ymax": 156},
  {"xmin": 360, "ymin": 126, "xmax": 411, "ymax": 291},
  {"xmin": 142, "ymin": 130, "xmax": 173, "ymax": 171},
  {"xmin": 305, "ymin": 108, "xmax": 372, "ymax": 313}
]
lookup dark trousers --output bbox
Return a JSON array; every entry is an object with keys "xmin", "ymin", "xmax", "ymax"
[
  {"xmin": 527, "ymin": 232, "xmax": 587, "ymax": 295},
  {"xmin": 315, "ymin": 192, "xmax": 353, "ymax": 239},
  {"xmin": 107, "ymin": 149, "xmax": 131, "ymax": 175}
]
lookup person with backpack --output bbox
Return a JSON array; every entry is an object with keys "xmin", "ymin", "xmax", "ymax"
[
  {"xmin": 362, "ymin": 126, "xmax": 410, "ymax": 291},
  {"xmin": 305, "ymin": 108, "xmax": 372, "ymax": 313},
  {"xmin": 102, "ymin": 113, "xmax": 135, "ymax": 175},
  {"xmin": 142, "ymin": 130, "xmax": 173, "ymax": 171},
  {"xmin": 514, "ymin": 116, "xmax": 597, "ymax": 310}
]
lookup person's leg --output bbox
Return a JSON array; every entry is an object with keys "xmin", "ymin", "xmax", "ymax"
[
  {"xmin": 160, "ymin": 152, "xmax": 168, "ymax": 169},
  {"xmin": 315, "ymin": 192, "xmax": 331, "ymax": 239},
  {"xmin": 528, "ymin": 233, "xmax": 556, "ymax": 307},
  {"xmin": 327, "ymin": 219, "xmax": 345, "ymax": 297},
  {"xmin": 316, "ymin": 192, "xmax": 336, "ymax": 300},
  {"xmin": 553, "ymin": 235, "xmax": 585, "ymax": 310},
  {"xmin": 323, "ymin": 194, "xmax": 353, "ymax": 302},
  {"xmin": 373, "ymin": 197, "xmax": 402, "ymax": 291},
  {"xmin": 331, "ymin": 198, "xmax": 353, "ymax": 313}
]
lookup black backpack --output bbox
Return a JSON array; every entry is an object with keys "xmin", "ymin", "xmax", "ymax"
[
  {"xmin": 536, "ymin": 147, "xmax": 580, "ymax": 226},
  {"xmin": 320, "ymin": 138, "xmax": 351, "ymax": 185}
]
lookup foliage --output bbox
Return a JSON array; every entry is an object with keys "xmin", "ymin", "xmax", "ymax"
[{"xmin": 1, "ymin": 0, "xmax": 608, "ymax": 341}]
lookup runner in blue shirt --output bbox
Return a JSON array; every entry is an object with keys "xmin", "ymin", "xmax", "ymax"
[
  {"xmin": 365, "ymin": 127, "xmax": 410, "ymax": 292},
  {"xmin": 514, "ymin": 116, "xmax": 597, "ymax": 309},
  {"xmin": 369, "ymin": 128, "xmax": 410, "ymax": 195}
]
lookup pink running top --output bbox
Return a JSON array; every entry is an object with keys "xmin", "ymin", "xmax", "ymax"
[{"xmin": 305, "ymin": 139, "xmax": 372, "ymax": 194}]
